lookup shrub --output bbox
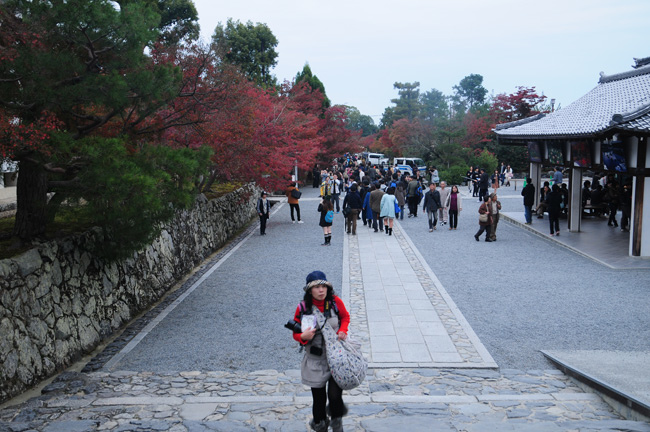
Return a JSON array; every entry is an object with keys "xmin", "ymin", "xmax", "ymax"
[{"xmin": 438, "ymin": 165, "xmax": 468, "ymax": 187}]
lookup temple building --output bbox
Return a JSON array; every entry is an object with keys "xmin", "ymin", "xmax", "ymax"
[{"xmin": 495, "ymin": 57, "xmax": 650, "ymax": 257}]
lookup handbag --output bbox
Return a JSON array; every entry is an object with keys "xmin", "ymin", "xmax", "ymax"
[
  {"xmin": 342, "ymin": 205, "xmax": 351, "ymax": 218},
  {"xmin": 290, "ymin": 189, "xmax": 302, "ymax": 199},
  {"xmin": 313, "ymin": 308, "xmax": 367, "ymax": 390},
  {"xmin": 394, "ymin": 198, "xmax": 401, "ymax": 214},
  {"xmin": 479, "ymin": 212, "xmax": 488, "ymax": 223}
]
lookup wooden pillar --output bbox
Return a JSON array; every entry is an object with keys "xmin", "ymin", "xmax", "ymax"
[
  {"xmin": 632, "ymin": 136, "xmax": 647, "ymax": 256},
  {"xmin": 568, "ymin": 168, "xmax": 582, "ymax": 232},
  {"xmin": 530, "ymin": 163, "xmax": 542, "ymax": 210}
]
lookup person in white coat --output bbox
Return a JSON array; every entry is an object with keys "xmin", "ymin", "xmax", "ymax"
[{"xmin": 379, "ymin": 187, "xmax": 398, "ymax": 236}]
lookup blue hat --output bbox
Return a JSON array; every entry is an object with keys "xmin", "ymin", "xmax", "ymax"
[{"xmin": 304, "ymin": 270, "xmax": 333, "ymax": 292}]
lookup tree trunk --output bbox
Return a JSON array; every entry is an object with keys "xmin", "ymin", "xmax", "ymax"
[{"xmin": 13, "ymin": 159, "xmax": 49, "ymax": 241}]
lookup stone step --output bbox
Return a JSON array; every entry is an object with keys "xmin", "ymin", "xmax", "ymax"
[{"xmin": 2, "ymin": 368, "xmax": 649, "ymax": 431}]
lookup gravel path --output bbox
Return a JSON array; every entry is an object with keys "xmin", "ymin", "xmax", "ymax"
[
  {"xmin": 398, "ymin": 187, "xmax": 650, "ymax": 370},
  {"xmin": 114, "ymin": 187, "xmax": 344, "ymax": 373}
]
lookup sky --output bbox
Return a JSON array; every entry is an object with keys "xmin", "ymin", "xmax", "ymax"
[{"xmin": 192, "ymin": 0, "xmax": 650, "ymax": 123}]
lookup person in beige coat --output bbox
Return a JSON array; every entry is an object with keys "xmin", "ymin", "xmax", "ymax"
[{"xmin": 291, "ymin": 271, "xmax": 350, "ymax": 432}]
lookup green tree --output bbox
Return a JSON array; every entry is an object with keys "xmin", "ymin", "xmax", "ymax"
[
  {"xmin": 212, "ymin": 19, "xmax": 278, "ymax": 88},
  {"xmin": 419, "ymin": 89, "xmax": 449, "ymax": 123},
  {"xmin": 453, "ymin": 74, "xmax": 488, "ymax": 112},
  {"xmin": 295, "ymin": 63, "xmax": 331, "ymax": 110},
  {"xmin": 345, "ymin": 106, "xmax": 378, "ymax": 137},
  {"xmin": 117, "ymin": 0, "xmax": 200, "ymax": 44},
  {"xmin": 382, "ymin": 82, "xmax": 421, "ymax": 127},
  {"xmin": 0, "ymin": 0, "xmax": 210, "ymax": 253}
]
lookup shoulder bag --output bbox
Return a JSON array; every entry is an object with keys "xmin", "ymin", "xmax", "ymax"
[
  {"xmin": 313, "ymin": 308, "xmax": 367, "ymax": 390},
  {"xmin": 478, "ymin": 205, "xmax": 489, "ymax": 223}
]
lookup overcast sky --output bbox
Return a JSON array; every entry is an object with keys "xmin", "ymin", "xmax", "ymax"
[{"xmin": 193, "ymin": 0, "xmax": 650, "ymax": 123}]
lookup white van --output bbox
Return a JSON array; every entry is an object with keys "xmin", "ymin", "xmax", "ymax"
[
  {"xmin": 393, "ymin": 157, "xmax": 426, "ymax": 176},
  {"xmin": 363, "ymin": 152, "xmax": 387, "ymax": 167}
]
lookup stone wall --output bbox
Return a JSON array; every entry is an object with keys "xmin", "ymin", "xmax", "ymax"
[{"xmin": 0, "ymin": 184, "xmax": 259, "ymax": 403}]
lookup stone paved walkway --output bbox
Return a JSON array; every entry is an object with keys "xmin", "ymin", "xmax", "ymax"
[{"xmin": 3, "ymin": 368, "xmax": 650, "ymax": 431}]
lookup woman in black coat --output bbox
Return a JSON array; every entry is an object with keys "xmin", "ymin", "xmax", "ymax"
[
  {"xmin": 342, "ymin": 184, "xmax": 363, "ymax": 235},
  {"xmin": 545, "ymin": 184, "xmax": 563, "ymax": 236}
]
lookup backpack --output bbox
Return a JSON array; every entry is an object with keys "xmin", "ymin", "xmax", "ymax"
[
  {"xmin": 290, "ymin": 189, "xmax": 302, "ymax": 199},
  {"xmin": 325, "ymin": 210, "xmax": 334, "ymax": 223},
  {"xmin": 298, "ymin": 299, "xmax": 339, "ymax": 319}
]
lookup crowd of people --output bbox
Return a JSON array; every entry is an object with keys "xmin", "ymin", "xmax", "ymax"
[
  {"xmin": 519, "ymin": 170, "xmax": 633, "ymax": 236},
  {"xmin": 258, "ymin": 155, "xmax": 632, "ymax": 248},
  {"xmin": 255, "ymin": 154, "xmax": 517, "ymax": 247}
]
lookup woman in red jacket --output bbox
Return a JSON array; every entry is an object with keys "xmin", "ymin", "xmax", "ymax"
[{"xmin": 291, "ymin": 271, "xmax": 350, "ymax": 432}]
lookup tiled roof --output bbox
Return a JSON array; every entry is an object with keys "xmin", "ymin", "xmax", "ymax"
[
  {"xmin": 495, "ymin": 64, "xmax": 650, "ymax": 140},
  {"xmin": 615, "ymin": 111, "xmax": 650, "ymax": 132}
]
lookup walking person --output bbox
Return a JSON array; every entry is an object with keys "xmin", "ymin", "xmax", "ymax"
[
  {"xmin": 422, "ymin": 182, "xmax": 442, "ymax": 232},
  {"xmin": 343, "ymin": 184, "xmax": 362, "ymax": 235},
  {"xmin": 521, "ymin": 178, "xmax": 535, "ymax": 224},
  {"xmin": 256, "ymin": 191, "xmax": 271, "ymax": 235},
  {"xmin": 406, "ymin": 175, "xmax": 420, "ymax": 217},
  {"xmin": 380, "ymin": 186, "xmax": 398, "ymax": 235},
  {"xmin": 318, "ymin": 197, "xmax": 334, "ymax": 246},
  {"xmin": 395, "ymin": 182, "xmax": 406, "ymax": 220},
  {"xmin": 505, "ymin": 165, "xmax": 513, "ymax": 187},
  {"xmin": 312, "ymin": 164, "xmax": 320, "ymax": 188},
  {"xmin": 359, "ymin": 179, "xmax": 371, "ymax": 226},
  {"xmin": 448, "ymin": 185, "xmax": 462, "ymax": 230},
  {"xmin": 605, "ymin": 176, "xmax": 620, "ymax": 227},
  {"xmin": 478, "ymin": 168, "xmax": 490, "ymax": 202},
  {"xmin": 545, "ymin": 184, "xmax": 563, "ymax": 236},
  {"xmin": 620, "ymin": 181, "xmax": 632, "ymax": 232},
  {"xmin": 489, "ymin": 192, "xmax": 502, "ymax": 241},
  {"xmin": 438, "ymin": 181, "xmax": 450, "ymax": 226},
  {"xmin": 285, "ymin": 182, "xmax": 303, "ymax": 224},
  {"xmin": 491, "ymin": 170, "xmax": 500, "ymax": 192},
  {"xmin": 362, "ymin": 183, "xmax": 374, "ymax": 229},
  {"xmin": 331, "ymin": 174, "xmax": 342, "ymax": 213},
  {"xmin": 291, "ymin": 271, "xmax": 350, "ymax": 432},
  {"xmin": 369, "ymin": 183, "xmax": 385, "ymax": 232},
  {"xmin": 472, "ymin": 167, "xmax": 480, "ymax": 197},
  {"xmin": 474, "ymin": 195, "xmax": 492, "ymax": 242}
]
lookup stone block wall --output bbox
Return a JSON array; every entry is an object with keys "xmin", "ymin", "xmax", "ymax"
[{"xmin": 0, "ymin": 184, "xmax": 259, "ymax": 403}]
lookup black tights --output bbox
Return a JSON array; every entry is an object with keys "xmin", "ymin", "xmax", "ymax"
[
  {"xmin": 311, "ymin": 377, "xmax": 345, "ymax": 423},
  {"xmin": 290, "ymin": 203, "xmax": 301, "ymax": 221}
]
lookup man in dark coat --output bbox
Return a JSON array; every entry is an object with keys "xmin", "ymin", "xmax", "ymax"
[
  {"xmin": 478, "ymin": 168, "xmax": 490, "ymax": 202},
  {"xmin": 521, "ymin": 178, "xmax": 535, "ymax": 224},
  {"xmin": 422, "ymin": 183, "xmax": 442, "ymax": 232}
]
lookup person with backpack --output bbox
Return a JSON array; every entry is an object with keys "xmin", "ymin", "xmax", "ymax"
[
  {"xmin": 285, "ymin": 182, "xmax": 303, "ymax": 224},
  {"xmin": 290, "ymin": 271, "xmax": 350, "ymax": 432},
  {"xmin": 318, "ymin": 197, "xmax": 334, "ymax": 246},
  {"xmin": 342, "ymin": 183, "xmax": 362, "ymax": 235}
]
